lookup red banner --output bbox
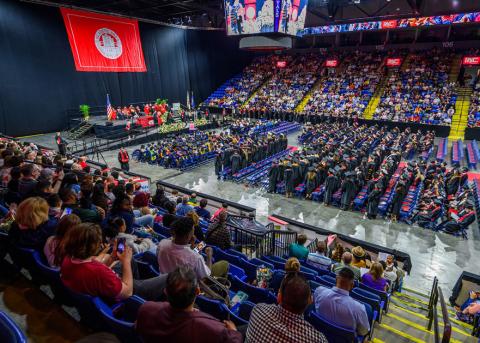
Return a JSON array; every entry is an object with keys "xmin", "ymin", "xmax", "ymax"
[
  {"xmin": 463, "ymin": 56, "xmax": 480, "ymax": 65},
  {"xmin": 60, "ymin": 8, "xmax": 146, "ymax": 72}
]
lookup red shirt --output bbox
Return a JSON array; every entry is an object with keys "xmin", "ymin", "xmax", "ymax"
[{"xmin": 61, "ymin": 257, "xmax": 122, "ymax": 299}]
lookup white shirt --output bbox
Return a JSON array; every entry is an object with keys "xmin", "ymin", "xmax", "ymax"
[{"xmin": 156, "ymin": 239, "xmax": 210, "ymax": 279}]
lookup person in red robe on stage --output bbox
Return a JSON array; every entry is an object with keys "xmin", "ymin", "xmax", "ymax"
[
  {"xmin": 122, "ymin": 106, "xmax": 130, "ymax": 118},
  {"xmin": 144, "ymin": 103, "xmax": 151, "ymax": 115},
  {"xmin": 156, "ymin": 111, "xmax": 163, "ymax": 126},
  {"xmin": 111, "ymin": 108, "xmax": 117, "ymax": 121}
]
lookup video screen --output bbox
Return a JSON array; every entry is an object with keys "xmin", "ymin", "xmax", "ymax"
[
  {"xmin": 301, "ymin": 11, "xmax": 480, "ymax": 36},
  {"xmin": 225, "ymin": 0, "xmax": 309, "ymax": 36},
  {"xmin": 277, "ymin": 0, "xmax": 309, "ymax": 36},
  {"xmin": 225, "ymin": 0, "xmax": 275, "ymax": 35}
]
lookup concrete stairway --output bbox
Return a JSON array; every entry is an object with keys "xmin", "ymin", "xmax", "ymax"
[
  {"xmin": 449, "ymin": 87, "xmax": 473, "ymax": 141},
  {"xmin": 241, "ymin": 76, "xmax": 272, "ymax": 108},
  {"xmin": 363, "ymin": 75, "xmax": 388, "ymax": 120},
  {"xmin": 371, "ymin": 287, "xmax": 477, "ymax": 343},
  {"xmin": 294, "ymin": 76, "xmax": 326, "ymax": 113},
  {"xmin": 363, "ymin": 54, "xmax": 412, "ymax": 120},
  {"xmin": 449, "ymin": 55, "xmax": 463, "ymax": 83}
]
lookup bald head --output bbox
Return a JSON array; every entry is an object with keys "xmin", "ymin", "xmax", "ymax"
[{"xmin": 341, "ymin": 252, "xmax": 353, "ymax": 265}]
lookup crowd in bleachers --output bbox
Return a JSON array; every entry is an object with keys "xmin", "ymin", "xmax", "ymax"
[
  {"xmin": 245, "ymin": 54, "xmax": 323, "ymax": 112},
  {"xmin": 468, "ymin": 89, "xmax": 480, "ymax": 127},
  {"xmin": 205, "ymin": 55, "xmax": 278, "ymax": 108},
  {"xmin": 373, "ymin": 50, "xmax": 457, "ymax": 125},
  {"xmin": 301, "ymin": 51, "xmax": 383, "ymax": 118}
]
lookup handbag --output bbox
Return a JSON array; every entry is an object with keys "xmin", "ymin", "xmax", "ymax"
[{"xmin": 200, "ymin": 276, "xmax": 232, "ymax": 307}]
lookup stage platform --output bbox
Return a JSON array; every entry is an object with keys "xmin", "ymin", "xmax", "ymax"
[{"xmin": 71, "ymin": 116, "xmax": 132, "ymax": 139}]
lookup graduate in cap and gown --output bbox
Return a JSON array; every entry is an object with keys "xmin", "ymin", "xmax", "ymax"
[
  {"xmin": 305, "ymin": 166, "xmax": 318, "ymax": 199},
  {"xmin": 324, "ymin": 168, "xmax": 337, "ymax": 206},
  {"xmin": 268, "ymin": 161, "xmax": 280, "ymax": 193},
  {"xmin": 340, "ymin": 171, "xmax": 356, "ymax": 210},
  {"xmin": 366, "ymin": 182, "xmax": 382, "ymax": 219},
  {"xmin": 284, "ymin": 163, "xmax": 294, "ymax": 198}
]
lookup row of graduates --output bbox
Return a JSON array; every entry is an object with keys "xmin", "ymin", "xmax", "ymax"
[
  {"xmin": 267, "ymin": 122, "xmax": 425, "ymax": 219},
  {"xmin": 137, "ymin": 131, "xmax": 214, "ymax": 168},
  {"xmin": 214, "ymin": 133, "xmax": 288, "ymax": 176}
]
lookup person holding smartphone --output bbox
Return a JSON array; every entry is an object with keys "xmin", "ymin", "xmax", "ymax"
[{"xmin": 61, "ymin": 223, "xmax": 167, "ymax": 302}]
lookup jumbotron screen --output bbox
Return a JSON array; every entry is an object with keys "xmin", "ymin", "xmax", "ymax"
[{"xmin": 225, "ymin": 0, "xmax": 309, "ymax": 36}]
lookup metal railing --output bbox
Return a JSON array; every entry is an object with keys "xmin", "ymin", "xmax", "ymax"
[
  {"xmin": 427, "ymin": 276, "xmax": 452, "ymax": 343},
  {"xmin": 227, "ymin": 219, "xmax": 298, "ymax": 259}
]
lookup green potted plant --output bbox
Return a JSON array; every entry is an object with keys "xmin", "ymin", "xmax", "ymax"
[{"xmin": 79, "ymin": 104, "xmax": 90, "ymax": 121}]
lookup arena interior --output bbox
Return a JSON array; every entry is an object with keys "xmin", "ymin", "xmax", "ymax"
[{"xmin": 1, "ymin": 0, "xmax": 480, "ymax": 342}]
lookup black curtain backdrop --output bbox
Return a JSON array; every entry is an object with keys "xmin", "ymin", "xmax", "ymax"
[{"xmin": 0, "ymin": 0, "xmax": 252, "ymax": 136}]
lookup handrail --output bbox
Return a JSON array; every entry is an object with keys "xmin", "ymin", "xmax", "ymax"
[
  {"xmin": 427, "ymin": 277, "xmax": 452, "ymax": 343},
  {"xmin": 438, "ymin": 287, "xmax": 452, "ymax": 343}
]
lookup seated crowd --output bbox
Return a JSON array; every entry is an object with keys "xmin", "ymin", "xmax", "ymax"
[
  {"xmin": 301, "ymin": 51, "xmax": 384, "ymax": 118},
  {"xmin": 245, "ymin": 54, "xmax": 322, "ymax": 113},
  {"xmin": 373, "ymin": 49, "xmax": 457, "ymax": 125},
  {"xmin": 204, "ymin": 55, "xmax": 278, "ymax": 108},
  {"xmin": 468, "ymin": 88, "xmax": 480, "ymax": 127}
]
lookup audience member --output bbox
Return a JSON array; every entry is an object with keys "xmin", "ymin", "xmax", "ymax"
[
  {"xmin": 8, "ymin": 197, "xmax": 58, "ymax": 250},
  {"xmin": 195, "ymin": 198, "xmax": 211, "ymax": 221},
  {"xmin": 332, "ymin": 252, "xmax": 361, "ymax": 281},
  {"xmin": 43, "ymin": 214, "xmax": 81, "ymax": 267},
  {"xmin": 362, "ymin": 262, "xmax": 388, "ymax": 292},
  {"xmin": 205, "ymin": 211, "xmax": 231, "ymax": 250},
  {"xmin": 156, "ymin": 217, "xmax": 229, "ymax": 279},
  {"xmin": 246, "ymin": 273, "xmax": 327, "ymax": 343},
  {"xmin": 61, "ymin": 223, "xmax": 167, "ymax": 301},
  {"xmin": 314, "ymin": 268, "xmax": 370, "ymax": 336},
  {"xmin": 307, "ymin": 241, "xmax": 332, "ymax": 271},
  {"xmin": 288, "ymin": 234, "xmax": 309, "ymax": 260},
  {"xmin": 136, "ymin": 266, "xmax": 243, "ymax": 343}
]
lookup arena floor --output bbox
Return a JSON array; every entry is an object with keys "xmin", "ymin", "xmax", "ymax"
[{"xmin": 23, "ymin": 129, "xmax": 480, "ymax": 296}]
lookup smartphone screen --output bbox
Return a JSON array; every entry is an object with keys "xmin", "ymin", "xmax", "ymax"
[
  {"xmin": 61, "ymin": 207, "xmax": 72, "ymax": 218},
  {"xmin": 193, "ymin": 241, "xmax": 206, "ymax": 253},
  {"xmin": 117, "ymin": 238, "xmax": 126, "ymax": 254}
]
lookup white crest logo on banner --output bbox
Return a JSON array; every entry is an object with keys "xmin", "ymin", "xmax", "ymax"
[{"xmin": 94, "ymin": 28, "xmax": 122, "ymax": 59}]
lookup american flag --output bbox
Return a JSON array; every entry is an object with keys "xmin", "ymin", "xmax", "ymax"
[{"xmin": 107, "ymin": 94, "xmax": 114, "ymax": 120}]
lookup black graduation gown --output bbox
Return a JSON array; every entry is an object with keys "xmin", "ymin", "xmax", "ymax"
[
  {"xmin": 305, "ymin": 172, "xmax": 317, "ymax": 194},
  {"xmin": 215, "ymin": 154, "xmax": 223, "ymax": 175},
  {"xmin": 324, "ymin": 175, "xmax": 337, "ymax": 205},
  {"xmin": 284, "ymin": 168, "xmax": 294, "ymax": 193},
  {"xmin": 230, "ymin": 154, "xmax": 241, "ymax": 174},
  {"xmin": 391, "ymin": 184, "xmax": 406, "ymax": 216},
  {"xmin": 292, "ymin": 164, "xmax": 301, "ymax": 186},
  {"xmin": 268, "ymin": 166, "xmax": 279, "ymax": 193},
  {"xmin": 341, "ymin": 179, "xmax": 356, "ymax": 209},
  {"xmin": 367, "ymin": 189, "xmax": 382, "ymax": 217},
  {"xmin": 446, "ymin": 176, "xmax": 460, "ymax": 195}
]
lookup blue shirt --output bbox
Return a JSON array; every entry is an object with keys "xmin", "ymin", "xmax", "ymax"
[
  {"xmin": 307, "ymin": 253, "xmax": 332, "ymax": 271},
  {"xmin": 314, "ymin": 286, "xmax": 370, "ymax": 336},
  {"xmin": 194, "ymin": 206, "xmax": 211, "ymax": 221},
  {"xmin": 176, "ymin": 203, "xmax": 193, "ymax": 217}
]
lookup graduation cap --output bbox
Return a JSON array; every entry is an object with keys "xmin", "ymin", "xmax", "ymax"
[
  {"xmin": 334, "ymin": 165, "xmax": 341, "ymax": 172},
  {"xmin": 345, "ymin": 171, "xmax": 355, "ymax": 177},
  {"xmin": 328, "ymin": 168, "xmax": 335, "ymax": 173}
]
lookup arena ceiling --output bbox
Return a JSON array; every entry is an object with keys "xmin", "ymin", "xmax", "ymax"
[{"xmin": 23, "ymin": 0, "xmax": 480, "ymax": 29}]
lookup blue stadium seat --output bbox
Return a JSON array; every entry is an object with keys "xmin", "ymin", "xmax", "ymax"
[
  {"xmin": 93, "ymin": 296, "xmax": 145, "ymax": 343},
  {"xmin": 228, "ymin": 264, "xmax": 247, "ymax": 282},
  {"xmin": 358, "ymin": 283, "xmax": 390, "ymax": 313},
  {"xmin": 229, "ymin": 275, "xmax": 277, "ymax": 304},
  {"xmin": 306, "ymin": 311, "xmax": 357, "ymax": 343},
  {"xmin": 0, "ymin": 311, "xmax": 27, "ymax": 343},
  {"xmin": 351, "ymin": 287, "xmax": 384, "ymax": 322}
]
